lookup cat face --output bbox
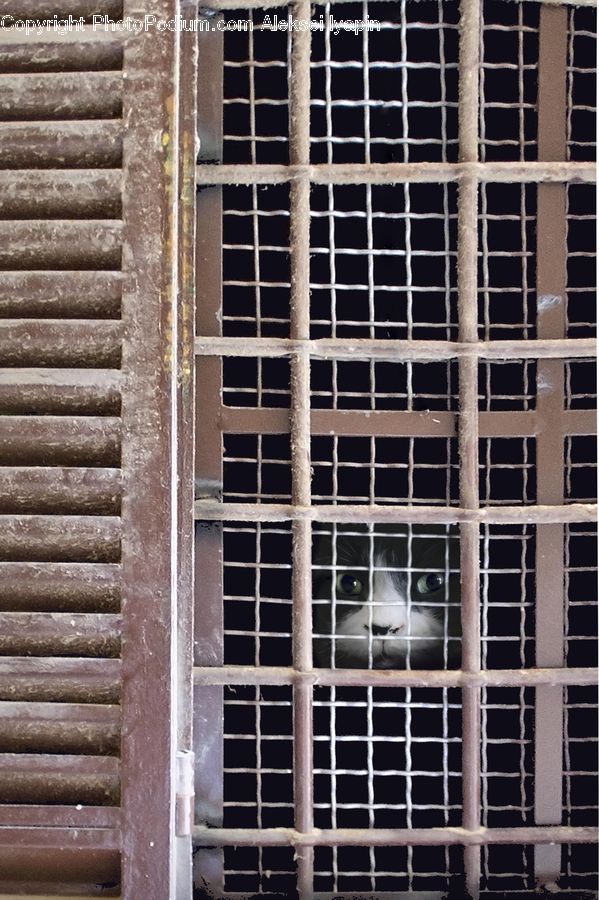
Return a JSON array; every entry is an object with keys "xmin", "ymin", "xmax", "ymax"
[{"xmin": 312, "ymin": 525, "xmax": 461, "ymax": 669}]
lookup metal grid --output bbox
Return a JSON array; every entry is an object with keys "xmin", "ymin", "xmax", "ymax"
[{"xmin": 193, "ymin": 1, "xmax": 598, "ymax": 897}]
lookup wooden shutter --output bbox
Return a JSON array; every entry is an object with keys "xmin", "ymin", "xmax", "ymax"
[{"xmin": 0, "ymin": 2, "xmax": 195, "ymax": 896}]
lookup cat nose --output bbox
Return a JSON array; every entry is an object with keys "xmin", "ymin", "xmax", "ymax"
[{"xmin": 371, "ymin": 624, "xmax": 392, "ymax": 636}]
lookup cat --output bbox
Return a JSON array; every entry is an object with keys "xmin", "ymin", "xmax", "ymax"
[{"xmin": 313, "ymin": 524, "xmax": 461, "ymax": 669}]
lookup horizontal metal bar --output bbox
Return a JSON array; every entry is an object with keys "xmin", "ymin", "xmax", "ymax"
[
  {"xmin": 0, "ymin": 220, "xmax": 122, "ymax": 270},
  {"xmin": 0, "ymin": 170, "xmax": 121, "ymax": 219},
  {"xmin": 0, "ymin": 825, "xmax": 120, "ymax": 850},
  {"xmin": 0, "ymin": 417, "xmax": 120, "ymax": 467},
  {"xmin": 0, "ymin": 320, "xmax": 122, "ymax": 367},
  {"xmin": 0, "ymin": 515, "xmax": 121, "ymax": 563},
  {"xmin": 196, "ymin": 336, "xmax": 597, "ymax": 362},
  {"xmin": 193, "ymin": 825, "xmax": 599, "ymax": 848},
  {"xmin": 0, "ymin": 657, "xmax": 121, "ymax": 703},
  {"xmin": 0, "ymin": 369, "xmax": 122, "ymax": 416},
  {"xmin": 0, "ymin": 271, "xmax": 122, "ymax": 319},
  {"xmin": 0, "ymin": 804, "xmax": 120, "ymax": 829},
  {"xmin": 0, "ymin": 467, "xmax": 121, "ymax": 515},
  {"xmin": 0, "ymin": 701, "xmax": 120, "ymax": 754},
  {"xmin": 0, "ymin": 562, "xmax": 120, "ymax": 612},
  {"xmin": 0, "ymin": 612, "xmax": 121, "ymax": 656},
  {"xmin": 0, "ymin": 72, "xmax": 121, "ymax": 121},
  {"xmin": 194, "ymin": 665, "xmax": 598, "ymax": 689},
  {"xmin": 220, "ymin": 407, "xmax": 595, "ymax": 439},
  {"xmin": 195, "ymin": 500, "xmax": 596, "ymax": 525},
  {"xmin": 0, "ymin": 120, "xmax": 122, "ymax": 169},
  {"xmin": 197, "ymin": 161, "xmax": 596, "ymax": 186}
]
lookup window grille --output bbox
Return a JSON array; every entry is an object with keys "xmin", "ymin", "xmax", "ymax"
[{"xmin": 194, "ymin": 1, "xmax": 597, "ymax": 899}]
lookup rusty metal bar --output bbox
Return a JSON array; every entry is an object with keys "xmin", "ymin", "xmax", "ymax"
[
  {"xmin": 0, "ymin": 270, "xmax": 122, "ymax": 319},
  {"xmin": 218, "ymin": 407, "xmax": 595, "ymax": 440},
  {"xmin": 194, "ymin": 665, "xmax": 598, "ymax": 689},
  {"xmin": 0, "ymin": 467, "xmax": 120, "ymax": 515},
  {"xmin": 195, "ymin": 500, "xmax": 596, "ymax": 525},
  {"xmin": 0, "ymin": 26, "xmax": 124, "ymax": 71},
  {"xmin": 0, "ymin": 71, "xmax": 122, "ymax": 120},
  {"xmin": 196, "ymin": 335, "xmax": 597, "ymax": 361},
  {"xmin": 0, "ymin": 417, "xmax": 120, "ymax": 466},
  {"xmin": 193, "ymin": 824, "xmax": 599, "ymax": 848},
  {"xmin": 458, "ymin": 0, "xmax": 481, "ymax": 894},
  {"xmin": 174, "ymin": 6, "xmax": 198, "ymax": 895},
  {"xmin": 197, "ymin": 160, "xmax": 596, "ymax": 186},
  {"xmin": 0, "ymin": 320, "xmax": 122, "ymax": 368},
  {"xmin": 0, "ymin": 170, "xmax": 121, "ymax": 219},
  {"xmin": 0, "ymin": 515, "xmax": 120, "ymax": 562},
  {"xmin": 0, "ymin": 220, "xmax": 122, "ymax": 270},
  {"xmin": 0, "ymin": 370, "xmax": 121, "ymax": 416},
  {"xmin": 0, "ymin": 562, "xmax": 120, "ymax": 611},
  {"xmin": 0, "ymin": 120, "xmax": 122, "ymax": 168},
  {"xmin": 0, "ymin": 805, "xmax": 120, "ymax": 829},
  {"xmin": 120, "ymin": 1, "xmax": 180, "ymax": 894},
  {"xmin": 534, "ymin": 8, "xmax": 571, "ymax": 890},
  {"xmin": 288, "ymin": 4, "xmax": 315, "ymax": 896},
  {"xmin": 193, "ymin": 7, "xmax": 226, "ymax": 896},
  {"xmin": 0, "ymin": 657, "xmax": 121, "ymax": 704}
]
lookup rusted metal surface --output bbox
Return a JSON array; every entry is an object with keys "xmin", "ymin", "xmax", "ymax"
[
  {"xmin": 0, "ymin": 27, "xmax": 123, "ymax": 73},
  {"xmin": 193, "ymin": 824, "xmax": 598, "ymax": 848},
  {"xmin": 195, "ymin": 500, "xmax": 596, "ymax": 526},
  {"xmin": 0, "ymin": 753, "xmax": 119, "ymax": 805},
  {"xmin": 0, "ymin": 804, "xmax": 120, "ymax": 828},
  {"xmin": 119, "ymin": 0, "xmax": 182, "ymax": 895},
  {"xmin": 194, "ymin": 9, "xmax": 226, "ymax": 897},
  {"xmin": 197, "ymin": 160, "xmax": 596, "ymax": 185},
  {"xmin": 0, "ymin": 219, "xmax": 122, "ymax": 269},
  {"xmin": 0, "ymin": 270, "xmax": 122, "ymax": 318},
  {"xmin": 0, "ymin": 370, "xmax": 121, "ymax": 416},
  {"xmin": 196, "ymin": 335, "xmax": 597, "ymax": 360},
  {"xmin": 194, "ymin": 665, "xmax": 599, "ymax": 690},
  {"xmin": 0, "ymin": 515, "xmax": 120, "ymax": 562},
  {"xmin": 0, "ymin": 120, "xmax": 122, "ymax": 168},
  {"xmin": 192, "ymin": 0, "xmax": 597, "ymax": 895},
  {"xmin": 0, "ymin": 320, "xmax": 122, "ymax": 366},
  {"xmin": 218, "ymin": 406, "xmax": 595, "ymax": 440},
  {"xmin": 534, "ymin": 8, "xmax": 570, "ymax": 890},
  {"xmin": 0, "ymin": 657, "xmax": 121, "ymax": 704},
  {"xmin": 0, "ymin": 71, "xmax": 122, "ymax": 120},
  {"xmin": 0, "ymin": 467, "xmax": 121, "ymax": 514},
  {"xmin": 457, "ymin": 2, "xmax": 482, "ymax": 893},
  {"xmin": 176, "ymin": 3, "xmax": 199, "ymax": 896},
  {"xmin": 0, "ymin": 170, "xmax": 121, "ymax": 219}
]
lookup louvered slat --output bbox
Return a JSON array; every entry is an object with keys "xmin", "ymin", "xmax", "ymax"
[
  {"xmin": 0, "ymin": 14, "xmax": 124, "ymax": 882},
  {"xmin": 0, "ymin": 1, "xmax": 187, "ymax": 893}
]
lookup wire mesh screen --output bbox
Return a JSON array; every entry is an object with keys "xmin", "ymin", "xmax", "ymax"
[{"xmin": 193, "ymin": 0, "xmax": 597, "ymax": 897}]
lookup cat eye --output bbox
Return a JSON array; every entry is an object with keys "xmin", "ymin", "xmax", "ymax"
[
  {"xmin": 416, "ymin": 573, "xmax": 445, "ymax": 595},
  {"xmin": 336, "ymin": 573, "xmax": 363, "ymax": 596}
]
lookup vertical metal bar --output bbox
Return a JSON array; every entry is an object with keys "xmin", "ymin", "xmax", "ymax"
[
  {"xmin": 175, "ymin": 3, "xmax": 199, "ymax": 897},
  {"xmin": 458, "ymin": 0, "xmax": 481, "ymax": 896},
  {"xmin": 120, "ymin": 2, "xmax": 179, "ymax": 895},
  {"xmin": 289, "ymin": 3, "xmax": 314, "ymax": 896},
  {"xmin": 534, "ymin": 7, "xmax": 568, "ymax": 889},
  {"xmin": 193, "ymin": 12, "xmax": 225, "ymax": 897}
]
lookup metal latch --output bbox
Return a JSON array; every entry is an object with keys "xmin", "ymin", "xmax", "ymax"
[{"xmin": 175, "ymin": 750, "xmax": 195, "ymax": 837}]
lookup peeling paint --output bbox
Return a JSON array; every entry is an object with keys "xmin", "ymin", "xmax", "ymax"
[{"xmin": 538, "ymin": 294, "xmax": 562, "ymax": 312}]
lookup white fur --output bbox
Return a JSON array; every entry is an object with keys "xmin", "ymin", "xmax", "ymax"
[{"xmin": 331, "ymin": 560, "xmax": 445, "ymax": 667}]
